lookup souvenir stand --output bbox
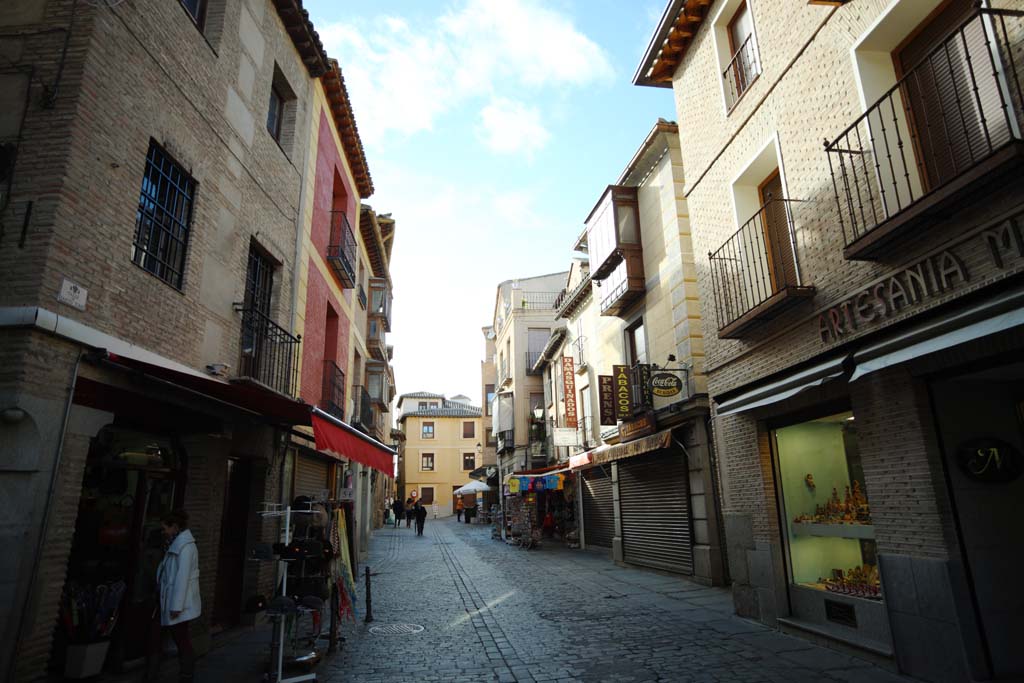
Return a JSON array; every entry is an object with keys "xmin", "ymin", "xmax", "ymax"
[
  {"xmin": 503, "ymin": 472, "xmax": 575, "ymax": 547},
  {"xmin": 256, "ymin": 495, "xmax": 358, "ymax": 683}
]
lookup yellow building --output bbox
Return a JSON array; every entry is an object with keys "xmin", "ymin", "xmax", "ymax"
[{"xmin": 397, "ymin": 393, "xmax": 483, "ymax": 517}]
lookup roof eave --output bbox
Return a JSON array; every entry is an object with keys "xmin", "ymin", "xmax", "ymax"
[{"xmin": 633, "ymin": 0, "xmax": 687, "ymax": 88}]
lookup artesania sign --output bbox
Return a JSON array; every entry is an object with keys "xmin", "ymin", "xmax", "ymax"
[
  {"xmin": 562, "ymin": 355, "xmax": 578, "ymax": 428},
  {"xmin": 612, "ymin": 365, "xmax": 632, "ymax": 420},
  {"xmin": 650, "ymin": 372, "xmax": 683, "ymax": 397}
]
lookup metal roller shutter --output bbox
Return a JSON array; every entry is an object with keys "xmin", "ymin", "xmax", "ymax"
[
  {"xmin": 294, "ymin": 455, "xmax": 330, "ymax": 500},
  {"xmin": 582, "ymin": 468, "xmax": 614, "ymax": 549},
  {"xmin": 618, "ymin": 451, "xmax": 693, "ymax": 574}
]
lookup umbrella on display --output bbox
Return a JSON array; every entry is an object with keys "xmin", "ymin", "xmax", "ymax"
[{"xmin": 454, "ymin": 480, "xmax": 491, "ymax": 495}]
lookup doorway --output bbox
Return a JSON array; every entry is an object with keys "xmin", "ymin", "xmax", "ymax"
[{"xmin": 213, "ymin": 458, "xmax": 251, "ymax": 627}]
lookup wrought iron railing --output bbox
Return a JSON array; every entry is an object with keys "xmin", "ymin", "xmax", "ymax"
[
  {"xmin": 516, "ymin": 291, "xmax": 561, "ymax": 309},
  {"xmin": 496, "ymin": 429, "xmax": 514, "ymax": 453},
  {"xmin": 525, "ymin": 351, "xmax": 544, "ymax": 375},
  {"xmin": 352, "ymin": 384, "xmax": 373, "ymax": 430},
  {"xmin": 577, "ymin": 415, "xmax": 595, "ymax": 449},
  {"xmin": 723, "ymin": 33, "xmax": 760, "ymax": 111},
  {"xmin": 553, "ymin": 275, "xmax": 592, "ymax": 317},
  {"xmin": 709, "ymin": 198, "xmax": 803, "ymax": 331},
  {"xmin": 498, "ymin": 362, "xmax": 510, "ymax": 386},
  {"xmin": 357, "ymin": 283, "xmax": 367, "ymax": 309},
  {"xmin": 825, "ymin": 9, "xmax": 1024, "ymax": 248},
  {"xmin": 327, "ymin": 210, "xmax": 357, "ymax": 288},
  {"xmin": 320, "ymin": 360, "xmax": 345, "ymax": 420},
  {"xmin": 237, "ymin": 307, "xmax": 300, "ymax": 396}
]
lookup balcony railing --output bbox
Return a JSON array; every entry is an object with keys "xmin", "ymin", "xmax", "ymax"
[
  {"xmin": 367, "ymin": 319, "xmax": 387, "ymax": 361},
  {"xmin": 577, "ymin": 415, "xmax": 595, "ymax": 449},
  {"xmin": 709, "ymin": 198, "xmax": 814, "ymax": 338},
  {"xmin": 498, "ymin": 362, "xmax": 510, "ymax": 387},
  {"xmin": 320, "ymin": 360, "xmax": 345, "ymax": 421},
  {"xmin": 723, "ymin": 33, "xmax": 760, "ymax": 111},
  {"xmin": 352, "ymin": 384, "xmax": 373, "ymax": 431},
  {"xmin": 553, "ymin": 275, "xmax": 593, "ymax": 318},
  {"xmin": 357, "ymin": 283, "xmax": 367, "ymax": 309},
  {"xmin": 496, "ymin": 429, "xmax": 514, "ymax": 453},
  {"xmin": 326, "ymin": 211, "xmax": 357, "ymax": 288},
  {"xmin": 516, "ymin": 291, "xmax": 561, "ymax": 310},
  {"xmin": 573, "ymin": 336, "xmax": 587, "ymax": 370},
  {"xmin": 369, "ymin": 278, "xmax": 393, "ymax": 331},
  {"xmin": 525, "ymin": 351, "xmax": 544, "ymax": 375},
  {"xmin": 825, "ymin": 9, "xmax": 1024, "ymax": 259},
  {"xmin": 237, "ymin": 307, "xmax": 300, "ymax": 396}
]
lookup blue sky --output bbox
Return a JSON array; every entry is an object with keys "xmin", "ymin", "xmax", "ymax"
[{"xmin": 305, "ymin": 0, "xmax": 673, "ymax": 402}]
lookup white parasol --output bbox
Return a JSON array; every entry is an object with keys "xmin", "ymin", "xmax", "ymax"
[{"xmin": 453, "ymin": 480, "xmax": 491, "ymax": 495}]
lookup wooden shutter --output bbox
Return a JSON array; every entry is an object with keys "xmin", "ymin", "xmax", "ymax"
[{"xmin": 758, "ymin": 172, "xmax": 797, "ymax": 290}]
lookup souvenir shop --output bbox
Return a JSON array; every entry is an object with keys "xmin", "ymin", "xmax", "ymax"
[{"xmin": 502, "ymin": 469, "xmax": 577, "ymax": 545}]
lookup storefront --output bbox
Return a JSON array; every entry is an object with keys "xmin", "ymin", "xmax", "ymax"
[
  {"xmin": 617, "ymin": 447, "xmax": 693, "ymax": 574},
  {"xmin": 579, "ymin": 467, "xmax": 614, "ymax": 549},
  {"xmin": 502, "ymin": 468, "xmax": 576, "ymax": 544}
]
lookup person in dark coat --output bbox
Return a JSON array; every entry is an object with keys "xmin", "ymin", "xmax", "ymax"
[
  {"xmin": 391, "ymin": 498, "xmax": 404, "ymax": 528},
  {"xmin": 414, "ymin": 501, "xmax": 428, "ymax": 536},
  {"xmin": 405, "ymin": 497, "xmax": 415, "ymax": 528}
]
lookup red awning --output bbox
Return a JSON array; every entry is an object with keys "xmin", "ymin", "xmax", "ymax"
[{"xmin": 312, "ymin": 409, "xmax": 394, "ymax": 476}]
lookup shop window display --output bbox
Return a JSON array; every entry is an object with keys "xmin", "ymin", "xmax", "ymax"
[{"xmin": 773, "ymin": 412, "xmax": 881, "ymax": 601}]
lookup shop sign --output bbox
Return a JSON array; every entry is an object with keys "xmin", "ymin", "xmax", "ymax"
[
  {"xmin": 818, "ymin": 220, "xmax": 1024, "ymax": 345},
  {"xmin": 57, "ymin": 277, "xmax": 88, "ymax": 311},
  {"xmin": 553, "ymin": 427, "xmax": 580, "ymax": 447},
  {"xmin": 613, "ymin": 365, "xmax": 633, "ymax": 420},
  {"xmin": 956, "ymin": 438, "xmax": 1022, "ymax": 483},
  {"xmin": 598, "ymin": 375, "xmax": 616, "ymax": 426},
  {"xmin": 650, "ymin": 372, "xmax": 683, "ymax": 397},
  {"xmin": 619, "ymin": 412, "xmax": 655, "ymax": 442},
  {"xmin": 562, "ymin": 356, "xmax": 578, "ymax": 428},
  {"xmin": 338, "ymin": 487, "xmax": 355, "ymax": 501}
]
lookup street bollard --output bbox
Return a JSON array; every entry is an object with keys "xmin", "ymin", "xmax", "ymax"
[{"xmin": 364, "ymin": 566, "xmax": 373, "ymax": 623}]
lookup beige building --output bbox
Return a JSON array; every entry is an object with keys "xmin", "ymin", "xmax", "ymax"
[
  {"xmin": 489, "ymin": 272, "xmax": 568, "ymax": 475},
  {"xmin": 637, "ymin": 0, "xmax": 1024, "ymax": 680},
  {"xmin": 397, "ymin": 393, "xmax": 483, "ymax": 517},
  {"xmin": 479, "ymin": 327, "xmax": 498, "ymax": 469},
  {"xmin": 536, "ymin": 120, "xmax": 724, "ymax": 585}
]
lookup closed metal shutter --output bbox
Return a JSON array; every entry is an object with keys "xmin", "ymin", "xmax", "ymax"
[
  {"xmin": 294, "ymin": 455, "xmax": 329, "ymax": 500},
  {"xmin": 618, "ymin": 451, "xmax": 693, "ymax": 574},
  {"xmin": 582, "ymin": 468, "xmax": 614, "ymax": 549}
]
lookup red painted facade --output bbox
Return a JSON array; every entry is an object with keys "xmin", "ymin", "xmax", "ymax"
[
  {"xmin": 311, "ymin": 109, "xmax": 357, "ymax": 276},
  {"xmin": 300, "ymin": 258, "xmax": 350, "ymax": 408}
]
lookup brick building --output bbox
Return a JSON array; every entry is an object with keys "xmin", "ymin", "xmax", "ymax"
[
  {"xmin": 0, "ymin": 0, "xmax": 394, "ymax": 679},
  {"xmin": 636, "ymin": 0, "xmax": 1024, "ymax": 680}
]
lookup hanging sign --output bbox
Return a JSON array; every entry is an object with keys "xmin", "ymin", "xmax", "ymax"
[
  {"xmin": 508, "ymin": 478, "xmax": 520, "ymax": 494},
  {"xmin": 613, "ymin": 365, "xmax": 633, "ymax": 420},
  {"xmin": 562, "ymin": 356, "xmax": 578, "ymax": 428},
  {"xmin": 956, "ymin": 438, "xmax": 1022, "ymax": 483},
  {"xmin": 619, "ymin": 412, "xmax": 656, "ymax": 442},
  {"xmin": 651, "ymin": 372, "xmax": 683, "ymax": 397},
  {"xmin": 553, "ymin": 427, "xmax": 580, "ymax": 446},
  {"xmin": 599, "ymin": 375, "xmax": 616, "ymax": 426},
  {"xmin": 338, "ymin": 487, "xmax": 355, "ymax": 501}
]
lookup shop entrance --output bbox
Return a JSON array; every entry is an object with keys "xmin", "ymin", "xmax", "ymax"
[
  {"xmin": 213, "ymin": 457, "xmax": 251, "ymax": 627},
  {"xmin": 618, "ymin": 450, "xmax": 693, "ymax": 574},
  {"xmin": 58, "ymin": 426, "xmax": 184, "ymax": 674},
  {"xmin": 581, "ymin": 467, "xmax": 614, "ymax": 549},
  {"xmin": 931, "ymin": 361, "xmax": 1024, "ymax": 678}
]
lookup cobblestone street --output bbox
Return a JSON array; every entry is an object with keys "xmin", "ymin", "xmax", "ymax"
[{"xmin": 320, "ymin": 519, "xmax": 911, "ymax": 683}]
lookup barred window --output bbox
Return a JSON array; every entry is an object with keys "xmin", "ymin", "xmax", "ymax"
[{"xmin": 133, "ymin": 141, "xmax": 195, "ymax": 289}]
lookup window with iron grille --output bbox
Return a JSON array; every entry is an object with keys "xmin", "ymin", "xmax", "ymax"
[
  {"xmin": 133, "ymin": 141, "xmax": 195, "ymax": 289},
  {"xmin": 244, "ymin": 245, "xmax": 274, "ymax": 315}
]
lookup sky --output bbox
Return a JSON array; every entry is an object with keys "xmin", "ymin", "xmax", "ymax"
[{"xmin": 305, "ymin": 0, "xmax": 675, "ymax": 403}]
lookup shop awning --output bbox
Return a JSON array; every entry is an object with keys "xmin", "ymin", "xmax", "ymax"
[
  {"xmin": 589, "ymin": 429, "xmax": 672, "ymax": 466},
  {"xmin": 102, "ymin": 351, "xmax": 312, "ymax": 425},
  {"xmin": 850, "ymin": 287, "xmax": 1024, "ymax": 381},
  {"xmin": 715, "ymin": 357, "xmax": 848, "ymax": 417},
  {"xmin": 312, "ymin": 408, "xmax": 395, "ymax": 476}
]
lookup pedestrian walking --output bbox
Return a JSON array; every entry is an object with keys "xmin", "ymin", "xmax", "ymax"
[
  {"xmin": 146, "ymin": 509, "xmax": 200, "ymax": 682},
  {"xmin": 415, "ymin": 501, "xmax": 428, "ymax": 536},
  {"xmin": 391, "ymin": 497, "xmax": 404, "ymax": 529},
  {"xmin": 405, "ymin": 497, "xmax": 415, "ymax": 528},
  {"xmin": 456, "ymin": 496, "xmax": 464, "ymax": 522}
]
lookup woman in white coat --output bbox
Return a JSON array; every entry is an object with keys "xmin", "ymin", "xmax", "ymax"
[{"xmin": 147, "ymin": 509, "xmax": 201, "ymax": 681}]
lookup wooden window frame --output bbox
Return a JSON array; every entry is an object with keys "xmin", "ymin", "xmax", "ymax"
[
  {"xmin": 422, "ymin": 421, "xmax": 434, "ymax": 439},
  {"xmin": 421, "ymin": 453, "xmax": 435, "ymax": 471},
  {"xmin": 420, "ymin": 486, "xmax": 434, "ymax": 504},
  {"xmin": 267, "ymin": 85, "xmax": 284, "ymax": 141},
  {"xmin": 462, "ymin": 421, "xmax": 475, "ymax": 439},
  {"xmin": 462, "ymin": 453, "xmax": 476, "ymax": 471}
]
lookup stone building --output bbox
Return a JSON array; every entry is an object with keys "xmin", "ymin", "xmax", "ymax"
[
  {"xmin": 537, "ymin": 120, "xmax": 725, "ymax": 585},
  {"xmin": 637, "ymin": 0, "xmax": 1024, "ymax": 680},
  {"xmin": 0, "ymin": 0, "xmax": 393, "ymax": 679}
]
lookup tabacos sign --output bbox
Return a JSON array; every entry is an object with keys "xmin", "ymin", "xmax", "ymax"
[{"xmin": 612, "ymin": 365, "xmax": 632, "ymax": 420}]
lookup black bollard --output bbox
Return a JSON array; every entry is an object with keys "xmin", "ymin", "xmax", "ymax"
[{"xmin": 364, "ymin": 566, "xmax": 373, "ymax": 623}]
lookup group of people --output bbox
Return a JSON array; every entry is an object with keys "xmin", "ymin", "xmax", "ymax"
[{"xmin": 391, "ymin": 497, "xmax": 428, "ymax": 536}]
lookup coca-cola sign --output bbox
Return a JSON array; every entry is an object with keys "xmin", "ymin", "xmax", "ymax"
[{"xmin": 650, "ymin": 372, "xmax": 683, "ymax": 397}]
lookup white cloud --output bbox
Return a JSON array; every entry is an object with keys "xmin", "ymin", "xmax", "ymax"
[
  {"xmin": 476, "ymin": 98, "xmax": 551, "ymax": 157},
  {"xmin": 318, "ymin": 0, "xmax": 614, "ymax": 150}
]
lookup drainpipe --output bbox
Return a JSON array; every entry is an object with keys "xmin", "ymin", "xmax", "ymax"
[{"xmin": 7, "ymin": 348, "xmax": 84, "ymax": 682}]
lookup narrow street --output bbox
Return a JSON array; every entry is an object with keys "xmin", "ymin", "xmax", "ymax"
[{"xmin": 320, "ymin": 519, "xmax": 910, "ymax": 683}]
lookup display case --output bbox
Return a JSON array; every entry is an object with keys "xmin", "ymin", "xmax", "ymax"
[{"xmin": 774, "ymin": 412, "xmax": 882, "ymax": 601}]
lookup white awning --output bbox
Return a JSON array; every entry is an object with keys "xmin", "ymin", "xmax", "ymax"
[
  {"xmin": 715, "ymin": 357, "xmax": 847, "ymax": 417},
  {"xmin": 851, "ymin": 287, "xmax": 1024, "ymax": 381}
]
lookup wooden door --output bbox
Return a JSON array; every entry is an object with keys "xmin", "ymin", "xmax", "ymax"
[
  {"xmin": 213, "ymin": 458, "xmax": 251, "ymax": 626},
  {"xmin": 896, "ymin": 0, "xmax": 993, "ymax": 190},
  {"xmin": 758, "ymin": 170, "xmax": 796, "ymax": 290}
]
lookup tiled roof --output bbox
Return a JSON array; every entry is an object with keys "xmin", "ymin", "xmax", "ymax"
[
  {"xmin": 399, "ymin": 402, "xmax": 483, "ymax": 420},
  {"xmin": 322, "ymin": 60, "xmax": 374, "ymax": 198},
  {"xmin": 634, "ymin": 0, "xmax": 711, "ymax": 88},
  {"xmin": 273, "ymin": 0, "xmax": 330, "ymax": 77},
  {"xmin": 399, "ymin": 391, "xmax": 445, "ymax": 399}
]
